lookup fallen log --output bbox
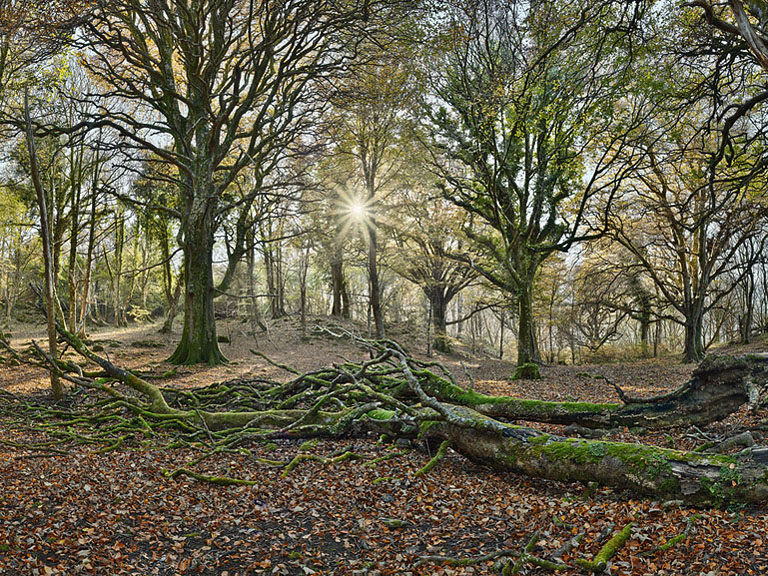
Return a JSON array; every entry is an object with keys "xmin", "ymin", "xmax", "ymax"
[
  {"xmin": 16, "ymin": 325, "xmax": 768, "ymax": 506},
  {"xmin": 408, "ymin": 354, "xmax": 768, "ymax": 430},
  {"xmin": 419, "ymin": 405, "xmax": 768, "ymax": 506}
]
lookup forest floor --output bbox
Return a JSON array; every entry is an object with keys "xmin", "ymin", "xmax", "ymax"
[{"xmin": 0, "ymin": 317, "xmax": 766, "ymax": 575}]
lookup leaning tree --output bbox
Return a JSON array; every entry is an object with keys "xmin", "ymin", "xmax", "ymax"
[{"xmin": 59, "ymin": 0, "xmax": 403, "ymax": 365}]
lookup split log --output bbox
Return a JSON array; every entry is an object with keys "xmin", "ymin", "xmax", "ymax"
[{"xmin": 416, "ymin": 354, "xmax": 768, "ymax": 429}]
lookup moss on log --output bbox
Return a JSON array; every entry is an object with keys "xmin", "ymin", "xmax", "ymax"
[
  {"xmin": 424, "ymin": 403, "xmax": 768, "ymax": 506},
  {"xmin": 418, "ymin": 355, "xmax": 768, "ymax": 430}
]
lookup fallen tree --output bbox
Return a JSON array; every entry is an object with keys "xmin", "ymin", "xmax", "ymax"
[
  {"xmin": 9, "ymin": 324, "xmax": 768, "ymax": 507},
  {"xmin": 416, "ymin": 353, "xmax": 768, "ymax": 430}
]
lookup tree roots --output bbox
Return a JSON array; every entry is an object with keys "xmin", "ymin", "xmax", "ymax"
[{"xmin": 3, "ymin": 324, "xmax": 768, "ymax": 507}]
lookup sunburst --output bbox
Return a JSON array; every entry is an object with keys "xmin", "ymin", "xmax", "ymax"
[{"xmin": 333, "ymin": 187, "xmax": 376, "ymax": 241}]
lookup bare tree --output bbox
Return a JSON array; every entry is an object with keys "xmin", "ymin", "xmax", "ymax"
[{"xmin": 63, "ymin": 0, "xmax": 396, "ymax": 364}]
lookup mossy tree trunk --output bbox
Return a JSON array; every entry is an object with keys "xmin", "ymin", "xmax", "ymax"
[
  {"xmin": 426, "ymin": 410, "xmax": 768, "ymax": 506},
  {"xmin": 168, "ymin": 194, "xmax": 225, "ymax": 365},
  {"xmin": 682, "ymin": 307, "xmax": 706, "ymax": 364},
  {"xmin": 517, "ymin": 279, "xmax": 540, "ymax": 366},
  {"xmin": 418, "ymin": 354, "xmax": 766, "ymax": 430}
]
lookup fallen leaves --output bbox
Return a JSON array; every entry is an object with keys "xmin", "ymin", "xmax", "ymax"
[{"xmin": 1, "ymin": 328, "xmax": 767, "ymax": 575}]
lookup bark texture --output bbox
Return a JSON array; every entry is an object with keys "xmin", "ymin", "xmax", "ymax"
[{"xmin": 419, "ymin": 354, "xmax": 768, "ymax": 430}]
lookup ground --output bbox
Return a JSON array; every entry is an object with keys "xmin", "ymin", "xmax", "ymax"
[{"xmin": 1, "ymin": 317, "xmax": 766, "ymax": 575}]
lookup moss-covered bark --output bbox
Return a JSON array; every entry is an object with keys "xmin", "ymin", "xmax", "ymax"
[
  {"xmin": 423, "ymin": 403, "xmax": 768, "ymax": 506},
  {"xmin": 417, "ymin": 354, "xmax": 767, "ymax": 430},
  {"xmin": 168, "ymin": 198, "xmax": 226, "ymax": 366}
]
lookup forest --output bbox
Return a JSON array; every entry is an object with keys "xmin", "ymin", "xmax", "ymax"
[{"xmin": 2, "ymin": 0, "xmax": 768, "ymax": 574}]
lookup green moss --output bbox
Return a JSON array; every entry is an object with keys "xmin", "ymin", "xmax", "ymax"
[
  {"xmin": 366, "ymin": 408, "xmax": 396, "ymax": 421},
  {"xmin": 299, "ymin": 439, "xmax": 318, "ymax": 452},
  {"xmin": 164, "ymin": 467, "xmax": 257, "ymax": 486},
  {"xmin": 512, "ymin": 363, "xmax": 541, "ymax": 380},
  {"xmin": 373, "ymin": 476, "xmax": 396, "ymax": 485},
  {"xmin": 415, "ymin": 440, "xmax": 450, "ymax": 477},
  {"xmin": 418, "ymin": 420, "xmax": 442, "ymax": 435},
  {"xmin": 528, "ymin": 434, "xmax": 551, "ymax": 446},
  {"xmin": 417, "ymin": 371, "xmax": 619, "ymax": 414},
  {"xmin": 576, "ymin": 523, "xmax": 634, "ymax": 572}
]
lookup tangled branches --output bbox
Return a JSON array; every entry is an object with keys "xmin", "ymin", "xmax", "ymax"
[{"xmin": 4, "ymin": 324, "xmax": 768, "ymax": 507}]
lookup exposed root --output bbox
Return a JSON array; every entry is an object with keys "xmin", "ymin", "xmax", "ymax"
[
  {"xmin": 414, "ymin": 439, "xmax": 450, "ymax": 477},
  {"xmin": 281, "ymin": 450, "xmax": 365, "ymax": 477},
  {"xmin": 575, "ymin": 523, "xmax": 634, "ymax": 573},
  {"xmin": 657, "ymin": 514, "xmax": 700, "ymax": 552},
  {"xmin": 419, "ymin": 531, "xmax": 568, "ymax": 573}
]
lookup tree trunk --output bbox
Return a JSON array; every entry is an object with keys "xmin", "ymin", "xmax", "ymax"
[
  {"xmin": 299, "ymin": 244, "xmax": 310, "ymax": 334},
  {"xmin": 112, "ymin": 210, "xmax": 124, "ymax": 327},
  {"xmin": 640, "ymin": 317, "xmax": 651, "ymax": 358},
  {"xmin": 24, "ymin": 89, "xmax": 63, "ymax": 400},
  {"xmin": 425, "ymin": 410, "xmax": 768, "ymax": 507},
  {"xmin": 417, "ymin": 354, "xmax": 764, "ymax": 430},
  {"xmin": 168, "ymin": 202, "xmax": 225, "ymax": 365},
  {"xmin": 517, "ymin": 281, "xmax": 540, "ymax": 365},
  {"xmin": 330, "ymin": 246, "xmax": 349, "ymax": 319},
  {"xmin": 429, "ymin": 289, "xmax": 450, "ymax": 353},
  {"xmin": 78, "ymin": 178, "xmax": 98, "ymax": 336},
  {"xmin": 67, "ymin": 184, "xmax": 80, "ymax": 332},
  {"xmin": 683, "ymin": 310, "xmax": 705, "ymax": 363},
  {"xmin": 246, "ymin": 236, "xmax": 266, "ymax": 335},
  {"xmin": 368, "ymin": 226, "xmax": 384, "ymax": 338},
  {"xmin": 264, "ymin": 239, "xmax": 286, "ymax": 320},
  {"xmin": 455, "ymin": 293, "xmax": 464, "ymax": 337},
  {"xmin": 741, "ymin": 271, "xmax": 755, "ymax": 345},
  {"xmin": 158, "ymin": 223, "xmax": 180, "ymax": 334}
]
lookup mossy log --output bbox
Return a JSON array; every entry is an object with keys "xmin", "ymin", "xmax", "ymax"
[
  {"xmin": 24, "ymin": 325, "xmax": 768, "ymax": 506},
  {"xmin": 418, "ymin": 354, "xmax": 768, "ymax": 430},
  {"xmin": 420, "ymin": 404, "xmax": 768, "ymax": 506}
]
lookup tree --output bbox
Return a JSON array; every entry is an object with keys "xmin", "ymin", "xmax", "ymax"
[
  {"xmin": 327, "ymin": 49, "xmax": 415, "ymax": 338},
  {"xmin": 66, "ymin": 0, "xmax": 394, "ymax": 364},
  {"xmin": 392, "ymin": 196, "xmax": 475, "ymax": 353},
  {"xmin": 605, "ymin": 104, "xmax": 768, "ymax": 362},
  {"xmin": 422, "ymin": 0, "xmax": 647, "ymax": 365}
]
